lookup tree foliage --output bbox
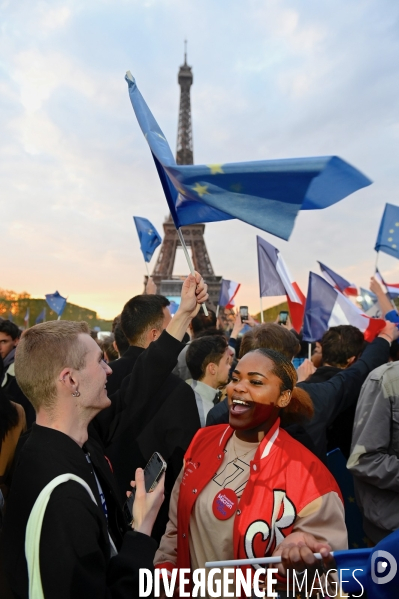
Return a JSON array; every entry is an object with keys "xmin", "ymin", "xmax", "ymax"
[{"xmin": 0, "ymin": 290, "xmax": 112, "ymax": 331}]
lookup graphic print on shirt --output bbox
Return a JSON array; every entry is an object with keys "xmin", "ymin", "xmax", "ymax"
[
  {"xmin": 244, "ymin": 490, "xmax": 296, "ymax": 568},
  {"xmin": 212, "ymin": 449, "xmax": 251, "ymax": 498}
]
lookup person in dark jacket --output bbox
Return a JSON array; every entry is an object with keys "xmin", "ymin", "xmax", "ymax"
[
  {"xmin": 2, "ymin": 273, "xmax": 208, "ymax": 599},
  {"xmin": 103, "ymin": 293, "xmax": 200, "ymax": 543},
  {"xmin": 106, "ymin": 294, "xmax": 171, "ymax": 396},
  {"xmin": 298, "ymin": 322, "xmax": 397, "ymax": 459},
  {"xmin": 304, "ymin": 325, "xmax": 365, "ymax": 458}
]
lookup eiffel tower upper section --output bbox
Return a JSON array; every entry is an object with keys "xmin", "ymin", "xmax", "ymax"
[{"xmin": 151, "ymin": 45, "xmax": 222, "ymax": 309}]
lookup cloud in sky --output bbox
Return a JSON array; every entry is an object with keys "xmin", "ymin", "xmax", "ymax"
[{"xmin": 1, "ymin": 0, "xmax": 399, "ymax": 319}]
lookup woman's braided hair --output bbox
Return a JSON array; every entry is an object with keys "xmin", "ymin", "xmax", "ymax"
[{"xmin": 251, "ymin": 348, "xmax": 314, "ymax": 421}]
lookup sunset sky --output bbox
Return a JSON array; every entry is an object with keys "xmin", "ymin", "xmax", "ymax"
[{"xmin": 2, "ymin": 0, "xmax": 399, "ymax": 320}]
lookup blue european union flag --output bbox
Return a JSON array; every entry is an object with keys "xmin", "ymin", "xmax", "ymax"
[
  {"xmin": 375, "ymin": 203, "xmax": 399, "ymax": 260},
  {"xmin": 45, "ymin": 291, "xmax": 67, "ymax": 317},
  {"xmin": 35, "ymin": 308, "xmax": 46, "ymax": 324},
  {"xmin": 334, "ymin": 528, "xmax": 399, "ymax": 598},
  {"xmin": 133, "ymin": 216, "xmax": 162, "ymax": 262},
  {"xmin": 125, "ymin": 72, "xmax": 372, "ymax": 241}
]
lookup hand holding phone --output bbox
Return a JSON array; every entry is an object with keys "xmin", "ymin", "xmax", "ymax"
[
  {"xmin": 124, "ymin": 452, "xmax": 167, "ymax": 526},
  {"xmin": 128, "ymin": 467, "xmax": 165, "ymax": 536},
  {"xmin": 239, "ymin": 306, "xmax": 249, "ymax": 322},
  {"xmin": 278, "ymin": 310, "xmax": 289, "ymax": 325}
]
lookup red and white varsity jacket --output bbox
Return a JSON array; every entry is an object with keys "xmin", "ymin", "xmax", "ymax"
[{"xmin": 156, "ymin": 418, "xmax": 343, "ymax": 575}]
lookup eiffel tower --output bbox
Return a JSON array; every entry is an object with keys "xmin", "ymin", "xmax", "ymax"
[{"xmin": 151, "ymin": 45, "xmax": 222, "ymax": 309}]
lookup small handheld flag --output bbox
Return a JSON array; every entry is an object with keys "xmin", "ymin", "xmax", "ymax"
[
  {"xmin": 375, "ymin": 203, "xmax": 399, "ymax": 260},
  {"xmin": 358, "ymin": 288, "xmax": 377, "ymax": 312},
  {"xmin": 375, "ymin": 268, "xmax": 399, "ymax": 298},
  {"xmin": 35, "ymin": 308, "xmax": 46, "ymax": 324},
  {"xmin": 133, "ymin": 216, "xmax": 162, "ymax": 262},
  {"xmin": 318, "ymin": 261, "xmax": 358, "ymax": 296},
  {"xmin": 257, "ymin": 236, "xmax": 305, "ymax": 332},
  {"xmin": 206, "ymin": 528, "xmax": 399, "ymax": 598},
  {"xmin": 45, "ymin": 291, "xmax": 67, "ymax": 318},
  {"xmin": 303, "ymin": 272, "xmax": 385, "ymax": 342},
  {"xmin": 218, "ymin": 280, "xmax": 240, "ymax": 309},
  {"xmin": 125, "ymin": 72, "xmax": 372, "ymax": 242}
]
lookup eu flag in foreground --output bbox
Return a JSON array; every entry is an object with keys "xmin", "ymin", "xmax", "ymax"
[
  {"xmin": 45, "ymin": 291, "xmax": 67, "ymax": 317},
  {"xmin": 133, "ymin": 216, "xmax": 162, "ymax": 262},
  {"xmin": 125, "ymin": 72, "xmax": 372, "ymax": 241},
  {"xmin": 375, "ymin": 203, "xmax": 399, "ymax": 260},
  {"xmin": 334, "ymin": 528, "xmax": 399, "ymax": 598}
]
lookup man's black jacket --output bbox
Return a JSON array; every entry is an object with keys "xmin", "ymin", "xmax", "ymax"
[
  {"xmin": 304, "ymin": 365, "xmax": 354, "ymax": 458},
  {"xmin": 3, "ymin": 331, "xmax": 191, "ymax": 599},
  {"xmin": 102, "ymin": 344, "xmax": 200, "ymax": 542},
  {"xmin": 106, "ymin": 347, "xmax": 138, "ymax": 397},
  {"xmin": 298, "ymin": 337, "xmax": 390, "ymax": 458}
]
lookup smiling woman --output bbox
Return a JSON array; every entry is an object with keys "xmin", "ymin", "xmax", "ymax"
[
  {"xmin": 229, "ymin": 348, "xmax": 314, "ymax": 442},
  {"xmin": 155, "ymin": 348, "xmax": 347, "ymax": 596}
]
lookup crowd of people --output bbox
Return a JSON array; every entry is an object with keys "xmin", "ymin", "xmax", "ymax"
[{"xmin": 0, "ymin": 271, "xmax": 398, "ymax": 598}]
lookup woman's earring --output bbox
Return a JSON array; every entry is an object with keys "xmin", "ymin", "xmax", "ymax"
[{"xmin": 71, "ymin": 390, "xmax": 81, "ymax": 397}]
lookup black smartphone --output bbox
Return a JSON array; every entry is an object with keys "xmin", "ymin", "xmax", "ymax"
[
  {"xmin": 239, "ymin": 306, "xmax": 249, "ymax": 322},
  {"xmin": 123, "ymin": 452, "xmax": 167, "ymax": 523},
  {"xmin": 278, "ymin": 310, "xmax": 289, "ymax": 325}
]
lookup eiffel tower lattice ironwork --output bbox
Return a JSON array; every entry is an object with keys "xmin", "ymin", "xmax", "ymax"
[{"xmin": 151, "ymin": 44, "xmax": 222, "ymax": 309}]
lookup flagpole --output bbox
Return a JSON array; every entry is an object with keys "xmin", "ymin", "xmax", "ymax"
[
  {"xmin": 260, "ymin": 297, "xmax": 264, "ymax": 323},
  {"xmin": 308, "ymin": 343, "xmax": 312, "ymax": 361},
  {"xmin": 177, "ymin": 228, "xmax": 208, "ymax": 316},
  {"xmin": 216, "ymin": 305, "xmax": 220, "ymax": 318},
  {"xmin": 375, "ymin": 250, "xmax": 379, "ymax": 272},
  {"xmin": 144, "ymin": 261, "xmax": 151, "ymax": 278}
]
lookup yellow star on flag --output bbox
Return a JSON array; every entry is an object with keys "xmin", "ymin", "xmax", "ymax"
[
  {"xmin": 348, "ymin": 496, "xmax": 355, "ymax": 503},
  {"xmin": 388, "ymin": 237, "xmax": 393, "ymax": 242},
  {"xmin": 207, "ymin": 164, "xmax": 224, "ymax": 175},
  {"xmin": 396, "ymin": 223, "xmax": 399, "ymax": 226},
  {"xmin": 155, "ymin": 132, "xmax": 166, "ymax": 141},
  {"xmin": 192, "ymin": 183, "xmax": 210, "ymax": 197},
  {"xmin": 390, "ymin": 229, "xmax": 394, "ymax": 233}
]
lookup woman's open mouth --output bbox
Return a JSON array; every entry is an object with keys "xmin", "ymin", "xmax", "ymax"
[{"xmin": 230, "ymin": 398, "xmax": 252, "ymax": 415}]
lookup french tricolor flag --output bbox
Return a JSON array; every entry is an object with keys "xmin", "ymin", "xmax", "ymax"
[
  {"xmin": 218, "ymin": 279, "xmax": 241, "ymax": 309},
  {"xmin": 375, "ymin": 268, "xmax": 399, "ymax": 298},
  {"xmin": 257, "ymin": 236, "xmax": 305, "ymax": 333},
  {"xmin": 303, "ymin": 272, "xmax": 385, "ymax": 342},
  {"xmin": 318, "ymin": 261, "xmax": 358, "ymax": 296}
]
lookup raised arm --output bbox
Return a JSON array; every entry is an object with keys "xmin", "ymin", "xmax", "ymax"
[
  {"xmin": 370, "ymin": 276, "xmax": 395, "ymax": 318},
  {"xmin": 298, "ymin": 322, "xmax": 397, "ymax": 455},
  {"xmin": 95, "ymin": 273, "xmax": 208, "ymax": 446}
]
